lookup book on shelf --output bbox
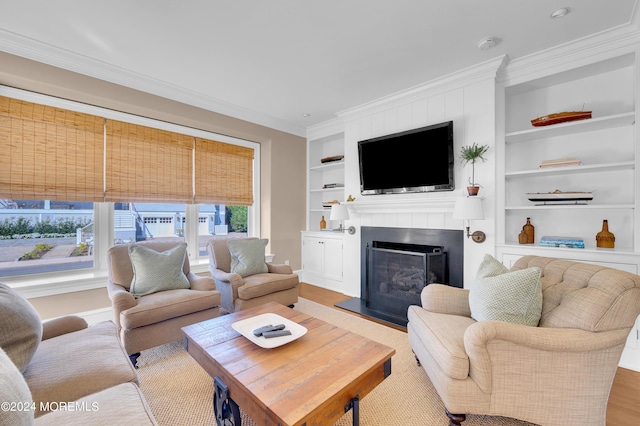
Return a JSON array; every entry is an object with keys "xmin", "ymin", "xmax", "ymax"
[
  {"xmin": 539, "ymin": 236, "xmax": 585, "ymax": 249},
  {"xmin": 320, "ymin": 155, "xmax": 344, "ymax": 164},
  {"xmin": 539, "ymin": 157, "xmax": 582, "ymax": 168},
  {"xmin": 322, "ymin": 183, "xmax": 344, "ymax": 189}
]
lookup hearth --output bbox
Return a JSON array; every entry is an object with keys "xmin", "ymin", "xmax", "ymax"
[{"xmin": 336, "ymin": 226, "xmax": 463, "ymax": 327}]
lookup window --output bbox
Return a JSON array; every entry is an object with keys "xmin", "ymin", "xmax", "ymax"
[
  {"xmin": 0, "ymin": 87, "xmax": 260, "ymax": 286},
  {"xmin": 0, "ymin": 200, "xmax": 94, "ymax": 277},
  {"xmin": 196, "ymin": 204, "xmax": 248, "ymax": 256}
]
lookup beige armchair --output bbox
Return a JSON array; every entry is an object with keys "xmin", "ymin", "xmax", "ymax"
[
  {"xmin": 107, "ymin": 241, "xmax": 222, "ymax": 367},
  {"xmin": 207, "ymin": 238, "xmax": 299, "ymax": 313},
  {"xmin": 407, "ymin": 255, "xmax": 640, "ymax": 426}
]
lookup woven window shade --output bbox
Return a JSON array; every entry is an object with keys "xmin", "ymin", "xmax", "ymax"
[
  {"xmin": 105, "ymin": 120, "xmax": 194, "ymax": 203},
  {"xmin": 195, "ymin": 138, "xmax": 254, "ymax": 206},
  {"xmin": 0, "ymin": 96, "xmax": 105, "ymax": 201}
]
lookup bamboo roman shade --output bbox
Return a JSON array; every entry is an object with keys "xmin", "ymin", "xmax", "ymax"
[
  {"xmin": 195, "ymin": 138, "xmax": 254, "ymax": 206},
  {"xmin": 0, "ymin": 96, "xmax": 105, "ymax": 201},
  {"xmin": 0, "ymin": 96, "xmax": 255, "ymax": 205},
  {"xmin": 105, "ymin": 121, "xmax": 194, "ymax": 203}
]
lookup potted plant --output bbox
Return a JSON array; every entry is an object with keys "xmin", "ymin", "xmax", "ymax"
[{"xmin": 459, "ymin": 142, "xmax": 489, "ymax": 196}]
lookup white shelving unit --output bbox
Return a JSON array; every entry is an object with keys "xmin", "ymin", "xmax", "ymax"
[
  {"xmin": 306, "ymin": 132, "xmax": 345, "ymax": 232},
  {"xmin": 497, "ymin": 52, "xmax": 639, "ymax": 263}
]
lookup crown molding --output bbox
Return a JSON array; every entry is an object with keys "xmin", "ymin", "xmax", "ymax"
[
  {"xmin": 0, "ymin": 29, "xmax": 306, "ymax": 137},
  {"xmin": 499, "ymin": 23, "xmax": 640, "ymax": 87},
  {"xmin": 336, "ymin": 55, "xmax": 508, "ymax": 122},
  {"xmin": 306, "ymin": 117, "xmax": 344, "ymax": 141}
]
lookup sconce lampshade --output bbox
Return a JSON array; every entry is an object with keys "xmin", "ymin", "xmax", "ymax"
[
  {"xmin": 453, "ymin": 197, "xmax": 484, "ymax": 221},
  {"xmin": 330, "ymin": 204, "xmax": 350, "ymax": 221}
]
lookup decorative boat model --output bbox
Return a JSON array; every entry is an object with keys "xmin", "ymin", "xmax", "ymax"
[
  {"xmin": 527, "ymin": 190, "xmax": 593, "ymax": 203},
  {"xmin": 531, "ymin": 111, "xmax": 592, "ymax": 127}
]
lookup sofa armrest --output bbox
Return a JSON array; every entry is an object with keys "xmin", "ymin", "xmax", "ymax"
[
  {"xmin": 463, "ymin": 321, "xmax": 631, "ymax": 393},
  {"xmin": 41, "ymin": 316, "xmax": 88, "ymax": 340},
  {"xmin": 420, "ymin": 284, "xmax": 471, "ymax": 317},
  {"xmin": 267, "ymin": 263, "xmax": 294, "ymax": 274},
  {"xmin": 209, "ymin": 268, "xmax": 244, "ymax": 312},
  {"xmin": 106, "ymin": 281, "xmax": 137, "ymax": 328},
  {"xmin": 187, "ymin": 272, "xmax": 217, "ymax": 291}
]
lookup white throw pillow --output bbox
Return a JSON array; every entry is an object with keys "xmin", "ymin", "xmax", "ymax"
[
  {"xmin": 129, "ymin": 243, "xmax": 190, "ymax": 298},
  {"xmin": 469, "ymin": 254, "xmax": 543, "ymax": 326},
  {"xmin": 228, "ymin": 239, "xmax": 269, "ymax": 277}
]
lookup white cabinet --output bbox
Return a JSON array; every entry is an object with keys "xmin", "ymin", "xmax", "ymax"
[
  {"xmin": 301, "ymin": 232, "xmax": 344, "ymax": 291},
  {"xmin": 498, "ymin": 52, "xmax": 639, "ymax": 258},
  {"xmin": 307, "ymin": 132, "xmax": 345, "ymax": 231}
]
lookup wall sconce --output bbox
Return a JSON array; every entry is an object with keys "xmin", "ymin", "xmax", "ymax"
[
  {"xmin": 453, "ymin": 197, "xmax": 486, "ymax": 243},
  {"xmin": 330, "ymin": 203, "xmax": 355, "ymax": 234}
]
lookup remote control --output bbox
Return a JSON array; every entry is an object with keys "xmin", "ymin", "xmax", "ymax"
[
  {"xmin": 262, "ymin": 329, "xmax": 292, "ymax": 338},
  {"xmin": 252, "ymin": 324, "xmax": 286, "ymax": 336}
]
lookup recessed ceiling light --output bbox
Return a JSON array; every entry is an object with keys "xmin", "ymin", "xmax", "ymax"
[
  {"xmin": 302, "ymin": 113, "xmax": 311, "ymax": 118},
  {"xmin": 551, "ymin": 7, "xmax": 570, "ymax": 19},
  {"xmin": 477, "ymin": 37, "xmax": 496, "ymax": 51}
]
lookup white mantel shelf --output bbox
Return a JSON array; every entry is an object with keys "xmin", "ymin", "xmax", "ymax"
[{"xmin": 344, "ymin": 197, "xmax": 458, "ymax": 214}]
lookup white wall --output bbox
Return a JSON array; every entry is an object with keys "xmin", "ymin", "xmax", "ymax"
[{"xmin": 334, "ymin": 57, "xmax": 505, "ymax": 297}]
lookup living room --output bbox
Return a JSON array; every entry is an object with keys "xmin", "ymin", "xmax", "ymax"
[{"xmin": 2, "ymin": 2, "xmax": 640, "ymax": 425}]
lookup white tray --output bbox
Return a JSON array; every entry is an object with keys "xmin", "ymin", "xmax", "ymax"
[{"xmin": 231, "ymin": 313, "xmax": 307, "ymax": 349}]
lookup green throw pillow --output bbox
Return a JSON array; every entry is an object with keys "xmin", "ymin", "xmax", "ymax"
[
  {"xmin": 129, "ymin": 243, "xmax": 190, "ymax": 298},
  {"xmin": 469, "ymin": 254, "xmax": 543, "ymax": 326},
  {"xmin": 228, "ymin": 239, "xmax": 269, "ymax": 277}
]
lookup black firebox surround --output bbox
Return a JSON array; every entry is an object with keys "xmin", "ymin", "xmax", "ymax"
[{"xmin": 336, "ymin": 226, "xmax": 464, "ymax": 327}]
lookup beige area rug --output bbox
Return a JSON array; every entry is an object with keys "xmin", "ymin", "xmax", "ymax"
[{"xmin": 137, "ymin": 298, "xmax": 535, "ymax": 426}]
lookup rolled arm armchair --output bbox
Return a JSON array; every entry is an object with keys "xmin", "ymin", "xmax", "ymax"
[
  {"xmin": 106, "ymin": 242, "xmax": 222, "ymax": 365},
  {"xmin": 207, "ymin": 238, "xmax": 299, "ymax": 313},
  {"xmin": 408, "ymin": 255, "xmax": 640, "ymax": 426}
]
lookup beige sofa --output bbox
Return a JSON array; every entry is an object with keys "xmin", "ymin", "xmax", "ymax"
[
  {"xmin": 408, "ymin": 255, "xmax": 640, "ymax": 426},
  {"xmin": 0, "ymin": 282, "xmax": 156, "ymax": 425}
]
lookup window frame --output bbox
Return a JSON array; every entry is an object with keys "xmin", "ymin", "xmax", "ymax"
[{"xmin": 0, "ymin": 86, "xmax": 261, "ymax": 297}]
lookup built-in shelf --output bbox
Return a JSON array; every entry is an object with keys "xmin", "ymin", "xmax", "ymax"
[
  {"xmin": 307, "ymin": 131, "xmax": 345, "ymax": 232},
  {"xmin": 310, "ymin": 160, "xmax": 344, "ymax": 172},
  {"xmin": 506, "ymin": 204, "xmax": 634, "ymax": 210},
  {"xmin": 500, "ymin": 53, "xmax": 637, "ymax": 257},
  {"xmin": 498, "ymin": 243, "xmax": 636, "ymax": 256},
  {"xmin": 505, "ymin": 112, "xmax": 635, "ymax": 144},
  {"xmin": 505, "ymin": 161, "xmax": 635, "ymax": 178},
  {"xmin": 310, "ymin": 187, "xmax": 344, "ymax": 193}
]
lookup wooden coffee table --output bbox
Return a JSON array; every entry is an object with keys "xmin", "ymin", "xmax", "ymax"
[{"xmin": 182, "ymin": 302, "xmax": 395, "ymax": 426}]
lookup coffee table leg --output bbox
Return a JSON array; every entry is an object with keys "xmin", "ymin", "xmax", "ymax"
[
  {"xmin": 213, "ymin": 376, "xmax": 241, "ymax": 426},
  {"xmin": 344, "ymin": 396, "xmax": 360, "ymax": 426}
]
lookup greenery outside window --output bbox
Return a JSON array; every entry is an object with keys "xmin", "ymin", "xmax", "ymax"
[{"xmin": 0, "ymin": 200, "xmax": 94, "ymax": 277}]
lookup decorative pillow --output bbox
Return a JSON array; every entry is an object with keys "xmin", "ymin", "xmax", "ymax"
[
  {"xmin": 129, "ymin": 243, "xmax": 190, "ymax": 298},
  {"xmin": 469, "ymin": 254, "xmax": 543, "ymax": 326},
  {"xmin": 0, "ymin": 282, "xmax": 42, "ymax": 373},
  {"xmin": 227, "ymin": 239, "xmax": 269, "ymax": 278},
  {"xmin": 0, "ymin": 347, "xmax": 34, "ymax": 425}
]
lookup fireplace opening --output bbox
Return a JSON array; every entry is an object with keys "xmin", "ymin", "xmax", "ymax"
[
  {"xmin": 336, "ymin": 226, "xmax": 463, "ymax": 328},
  {"xmin": 367, "ymin": 242, "xmax": 447, "ymax": 322}
]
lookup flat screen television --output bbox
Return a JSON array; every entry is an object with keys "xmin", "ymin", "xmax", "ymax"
[{"xmin": 358, "ymin": 121, "xmax": 454, "ymax": 195}]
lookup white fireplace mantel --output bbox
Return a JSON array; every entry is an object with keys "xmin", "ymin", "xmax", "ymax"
[{"xmin": 344, "ymin": 197, "xmax": 457, "ymax": 215}]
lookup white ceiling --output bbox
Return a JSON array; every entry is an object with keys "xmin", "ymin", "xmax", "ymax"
[{"xmin": 0, "ymin": 1, "xmax": 637, "ymax": 136}]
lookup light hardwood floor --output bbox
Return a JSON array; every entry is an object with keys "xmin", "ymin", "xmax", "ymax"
[{"xmin": 298, "ymin": 283, "xmax": 640, "ymax": 425}]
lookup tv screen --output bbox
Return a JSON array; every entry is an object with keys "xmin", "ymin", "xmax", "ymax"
[{"xmin": 358, "ymin": 121, "xmax": 454, "ymax": 195}]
